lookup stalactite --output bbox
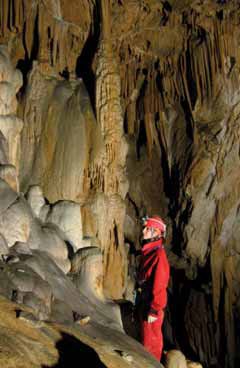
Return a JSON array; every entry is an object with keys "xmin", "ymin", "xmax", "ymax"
[
  {"xmin": 181, "ymin": 53, "xmax": 193, "ymax": 110},
  {"xmin": 144, "ymin": 112, "xmax": 153, "ymax": 157},
  {"xmin": 15, "ymin": 0, "xmax": 23, "ymax": 32},
  {"xmin": 52, "ymin": 22, "xmax": 58, "ymax": 67},
  {"xmin": 8, "ymin": 0, "xmax": 23, "ymax": 33},
  {"xmin": 216, "ymin": 20, "xmax": 223, "ymax": 71},
  {"xmin": 0, "ymin": 3, "xmax": 2, "ymax": 36},
  {"xmin": 224, "ymin": 256, "xmax": 235, "ymax": 368},
  {"xmin": 205, "ymin": 40, "xmax": 213, "ymax": 100},
  {"xmin": 211, "ymin": 241, "xmax": 224, "ymax": 323},
  {"xmin": 200, "ymin": 45, "xmax": 207, "ymax": 102},
  {"xmin": 116, "ymin": 4, "xmax": 240, "ymax": 171},
  {"xmin": 126, "ymin": 104, "xmax": 136, "ymax": 135},
  {"xmin": 101, "ymin": 0, "xmax": 111, "ymax": 40},
  {"xmin": 9, "ymin": 0, "xmax": 13, "ymax": 32},
  {"xmin": 2, "ymin": 0, "xmax": 8, "ymax": 37},
  {"xmin": 91, "ymin": 0, "xmax": 129, "ymax": 298},
  {"xmin": 24, "ymin": 3, "xmax": 36, "ymax": 60},
  {"xmin": 202, "ymin": 43, "xmax": 210, "ymax": 98},
  {"xmin": 1, "ymin": 1, "xmax": 240, "ymax": 365}
]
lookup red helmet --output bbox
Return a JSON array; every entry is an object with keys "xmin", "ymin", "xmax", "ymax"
[{"xmin": 143, "ymin": 215, "xmax": 166, "ymax": 237}]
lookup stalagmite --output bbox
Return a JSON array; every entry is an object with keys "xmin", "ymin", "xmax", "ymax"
[
  {"xmin": 26, "ymin": 185, "xmax": 49, "ymax": 220},
  {"xmin": 46, "ymin": 200, "xmax": 85, "ymax": 251},
  {"xmin": 93, "ymin": 0, "xmax": 129, "ymax": 298},
  {"xmin": 0, "ymin": 46, "xmax": 23, "ymax": 175},
  {"xmin": 0, "ymin": 1, "xmax": 240, "ymax": 367},
  {"xmin": 71, "ymin": 246, "xmax": 123, "ymax": 330}
]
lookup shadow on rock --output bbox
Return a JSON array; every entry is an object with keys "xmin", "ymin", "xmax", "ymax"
[
  {"xmin": 42, "ymin": 332, "xmax": 107, "ymax": 368},
  {"xmin": 119, "ymin": 301, "xmax": 141, "ymax": 341}
]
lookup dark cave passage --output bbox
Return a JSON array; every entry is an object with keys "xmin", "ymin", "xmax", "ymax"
[{"xmin": 42, "ymin": 332, "xmax": 106, "ymax": 368}]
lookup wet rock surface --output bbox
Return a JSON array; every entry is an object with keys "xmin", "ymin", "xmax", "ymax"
[{"xmin": 0, "ymin": 0, "xmax": 240, "ymax": 367}]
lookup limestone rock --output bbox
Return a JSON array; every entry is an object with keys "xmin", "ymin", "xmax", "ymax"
[
  {"xmin": 0, "ymin": 252, "xmax": 52, "ymax": 320},
  {"xmin": 0, "ymin": 164, "xmax": 19, "ymax": 191},
  {"xmin": 20, "ymin": 75, "xmax": 101, "ymax": 203},
  {"xmin": 0, "ymin": 115, "xmax": 23, "ymax": 171},
  {"xmin": 90, "ymin": 193, "xmax": 128, "ymax": 299},
  {"xmin": 50, "ymin": 298, "xmax": 74, "ymax": 323},
  {"xmin": 46, "ymin": 200, "xmax": 83, "ymax": 251},
  {"xmin": 165, "ymin": 350, "xmax": 187, "ymax": 368},
  {"xmin": 0, "ymin": 46, "xmax": 23, "ymax": 177},
  {"xmin": 26, "ymin": 221, "xmax": 71, "ymax": 274},
  {"xmin": 1, "ymin": 1, "xmax": 240, "ymax": 366},
  {"xmin": 0, "ymin": 295, "xmax": 163, "ymax": 368},
  {"xmin": 0, "ymin": 47, "xmax": 22, "ymax": 92},
  {"xmin": 0, "ymin": 270, "xmax": 15, "ymax": 299},
  {"xmin": 48, "ymin": 256, "xmax": 71, "ymax": 275},
  {"xmin": 17, "ymin": 310, "xmax": 44, "ymax": 328},
  {"xmin": 0, "ymin": 82, "xmax": 18, "ymax": 115},
  {"xmin": 184, "ymin": 194, "xmax": 216, "ymax": 265},
  {"xmin": 25, "ymin": 250, "xmax": 123, "ymax": 331},
  {"xmin": 23, "ymin": 219, "xmax": 71, "ymax": 274},
  {"xmin": 0, "ymin": 130, "xmax": 8, "ymax": 164},
  {"xmin": 26, "ymin": 216, "xmax": 48, "ymax": 251},
  {"xmin": 0, "ymin": 178, "xmax": 18, "ymax": 215},
  {"xmin": 71, "ymin": 246, "xmax": 102, "ymax": 274},
  {"xmin": 26, "ymin": 185, "xmax": 48, "ymax": 220},
  {"xmin": 39, "ymin": 225, "xmax": 68, "ymax": 260},
  {"xmin": 0, "ymin": 193, "xmax": 70, "ymax": 273},
  {"xmin": 187, "ymin": 361, "xmax": 203, "ymax": 368},
  {"xmin": 0, "ymin": 197, "xmax": 31, "ymax": 247},
  {"xmin": 123, "ymin": 213, "xmax": 138, "ymax": 245},
  {"xmin": 7, "ymin": 264, "xmax": 38, "ymax": 294},
  {"xmin": 0, "ymin": 233, "xmax": 9, "ymax": 256},
  {"xmin": 71, "ymin": 246, "xmax": 123, "ymax": 331},
  {"xmin": 10, "ymin": 241, "xmax": 32, "ymax": 255},
  {"xmin": 0, "ymin": 46, "xmax": 14, "ymax": 82},
  {"xmin": 75, "ymin": 315, "xmax": 91, "ymax": 326},
  {"xmin": 22, "ymin": 292, "xmax": 50, "ymax": 321}
]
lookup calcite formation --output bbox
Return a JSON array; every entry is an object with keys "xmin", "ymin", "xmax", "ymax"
[
  {"xmin": 70, "ymin": 246, "xmax": 123, "ymax": 330},
  {"xmin": 84, "ymin": 0, "xmax": 129, "ymax": 298},
  {"xmin": 0, "ymin": 0, "xmax": 240, "ymax": 367},
  {"xmin": 0, "ymin": 46, "xmax": 23, "ymax": 182},
  {"xmin": 0, "ymin": 33, "xmax": 162, "ymax": 368},
  {"xmin": 165, "ymin": 350, "xmax": 203, "ymax": 368}
]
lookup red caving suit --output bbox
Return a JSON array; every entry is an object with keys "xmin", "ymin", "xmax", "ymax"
[{"xmin": 137, "ymin": 239, "xmax": 170, "ymax": 361}]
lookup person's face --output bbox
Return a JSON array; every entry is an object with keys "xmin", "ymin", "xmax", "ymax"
[
  {"xmin": 142, "ymin": 226, "xmax": 154, "ymax": 240},
  {"xmin": 142, "ymin": 226, "xmax": 161, "ymax": 240}
]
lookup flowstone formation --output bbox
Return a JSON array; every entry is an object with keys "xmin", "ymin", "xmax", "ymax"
[
  {"xmin": 0, "ymin": 40, "xmax": 163, "ymax": 368},
  {"xmin": 0, "ymin": 0, "xmax": 240, "ymax": 367}
]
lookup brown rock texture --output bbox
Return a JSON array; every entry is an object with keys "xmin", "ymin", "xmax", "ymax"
[
  {"xmin": 1, "ymin": 0, "xmax": 240, "ymax": 367},
  {"xmin": 0, "ymin": 296, "xmax": 162, "ymax": 368}
]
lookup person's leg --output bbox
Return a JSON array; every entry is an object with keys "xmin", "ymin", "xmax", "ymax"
[{"xmin": 141, "ymin": 311, "xmax": 164, "ymax": 361}]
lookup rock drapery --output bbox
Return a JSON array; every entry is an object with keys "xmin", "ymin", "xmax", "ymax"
[
  {"xmin": 0, "ymin": 37, "xmax": 163, "ymax": 368},
  {"xmin": 0, "ymin": 0, "xmax": 240, "ymax": 367}
]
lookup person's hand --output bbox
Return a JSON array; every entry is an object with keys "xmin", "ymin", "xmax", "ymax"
[{"xmin": 147, "ymin": 315, "xmax": 158, "ymax": 323}]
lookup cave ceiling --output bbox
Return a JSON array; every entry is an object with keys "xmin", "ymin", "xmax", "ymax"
[{"xmin": 0, "ymin": 1, "xmax": 240, "ymax": 367}]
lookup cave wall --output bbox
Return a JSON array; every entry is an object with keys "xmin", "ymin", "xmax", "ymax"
[{"xmin": 1, "ymin": 1, "xmax": 240, "ymax": 367}]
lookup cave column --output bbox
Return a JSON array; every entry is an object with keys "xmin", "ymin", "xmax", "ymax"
[{"xmin": 94, "ymin": 0, "xmax": 129, "ymax": 298}]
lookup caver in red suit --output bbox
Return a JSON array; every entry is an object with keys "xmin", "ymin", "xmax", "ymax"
[{"xmin": 137, "ymin": 216, "xmax": 170, "ymax": 361}]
